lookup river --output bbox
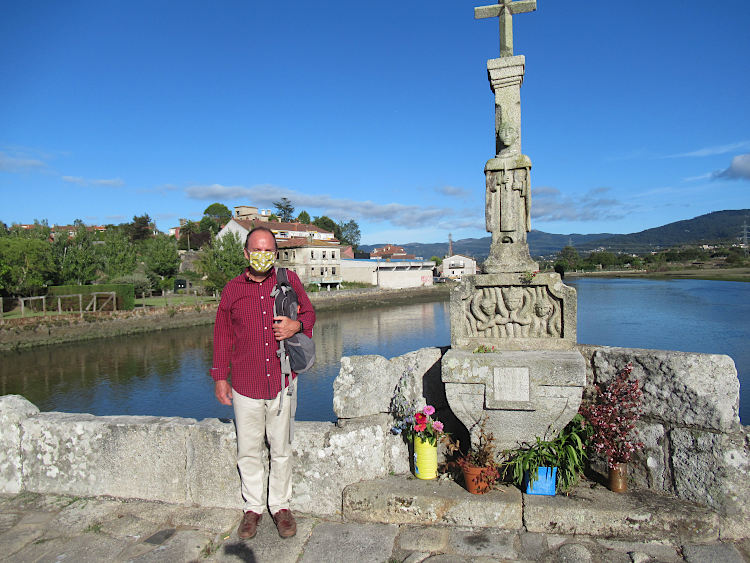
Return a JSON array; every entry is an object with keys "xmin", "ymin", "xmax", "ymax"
[{"xmin": 0, "ymin": 278, "xmax": 747, "ymax": 423}]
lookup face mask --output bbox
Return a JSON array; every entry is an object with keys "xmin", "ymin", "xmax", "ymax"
[{"xmin": 247, "ymin": 250, "xmax": 275, "ymax": 273}]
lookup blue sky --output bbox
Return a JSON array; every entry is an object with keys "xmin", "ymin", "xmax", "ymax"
[{"xmin": 1, "ymin": 1, "xmax": 748, "ymax": 245}]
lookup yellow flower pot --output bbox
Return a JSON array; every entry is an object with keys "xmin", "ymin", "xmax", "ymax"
[{"xmin": 413, "ymin": 436, "xmax": 438, "ymax": 480}]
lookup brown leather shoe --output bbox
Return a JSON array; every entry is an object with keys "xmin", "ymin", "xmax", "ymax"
[
  {"xmin": 272, "ymin": 509, "xmax": 297, "ymax": 538},
  {"xmin": 238, "ymin": 511, "xmax": 261, "ymax": 539}
]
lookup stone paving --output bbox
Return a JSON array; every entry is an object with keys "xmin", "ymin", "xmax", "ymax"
[{"xmin": 1, "ymin": 488, "xmax": 748, "ymax": 563}]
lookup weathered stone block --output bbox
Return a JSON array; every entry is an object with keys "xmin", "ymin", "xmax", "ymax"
[
  {"xmin": 333, "ymin": 348, "xmax": 442, "ymax": 419},
  {"xmin": 670, "ymin": 427, "xmax": 750, "ymax": 517},
  {"xmin": 590, "ymin": 348, "xmax": 740, "ymax": 432},
  {"xmin": 291, "ymin": 418, "xmax": 396, "ymax": 516},
  {"xmin": 343, "ymin": 475, "xmax": 522, "ymax": 529},
  {"xmin": 0, "ymin": 395, "xmax": 39, "ymax": 493},
  {"xmin": 442, "ymin": 349, "xmax": 585, "ymax": 451},
  {"xmin": 185, "ymin": 418, "xmax": 242, "ymax": 509},
  {"xmin": 523, "ymin": 486, "xmax": 719, "ymax": 542},
  {"xmin": 20, "ymin": 413, "xmax": 193, "ymax": 503}
]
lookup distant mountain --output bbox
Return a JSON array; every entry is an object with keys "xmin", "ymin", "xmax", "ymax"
[{"xmin": 359, "ymin": 209, "xmax": 749, "ymax": 260}]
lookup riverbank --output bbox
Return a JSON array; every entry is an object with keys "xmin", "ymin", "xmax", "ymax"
[
  {"xmin": 0, "ymin": 284, "xmax": 451, "ymax": 352},
  {"xmin": 566, "ymin": 266, "xmax": 750, "ymax": 282}
]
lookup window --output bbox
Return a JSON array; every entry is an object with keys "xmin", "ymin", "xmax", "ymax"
[
  {"xmin": 311, "ymin": 251, "xmax": 315, "ymax": 259},
  {"xmin": 333, "ymin": 251, "xmax": 337, "ymax": 259},
  {"xmin": 284, "ymin": 251, "xmax": 289, "ymax": 260},
  {"xmin": 323, "ymin": 251, "xmax": 327, "ymax": 259},
  {"xmin": 332, "ymin": 267, "xmax": 336, "ymax": 275}
]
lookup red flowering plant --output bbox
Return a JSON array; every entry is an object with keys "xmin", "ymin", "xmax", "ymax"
[
  {"xmin": 390, "ymin": 368, "xmax": 445, "ymax": 446},
  {"xmin": 578, "ymin": 363, "xmax": 644, "ymax": 469}
]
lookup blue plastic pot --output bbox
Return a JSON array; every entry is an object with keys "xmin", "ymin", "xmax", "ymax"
[{"xmin": 524, "ymin": 466, "xmax": 557, "ymax": 495}]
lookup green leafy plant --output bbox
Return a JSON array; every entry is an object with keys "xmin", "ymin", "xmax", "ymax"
[
  {"xmin": 502, "ymin": 414, "xmax": 591, "ymax": 493},
  {"xmin": 519, "ymin": 270, "xmax": 538, "ymax": 284},
  {"xmin": 473, "ymin": 344, "xmax": 495, "ymax": 353}
]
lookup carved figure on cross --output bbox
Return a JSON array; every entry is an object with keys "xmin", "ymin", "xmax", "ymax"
[{"xmin": 475, "ymin": 0, "xmax": 536, "ymax": 57}]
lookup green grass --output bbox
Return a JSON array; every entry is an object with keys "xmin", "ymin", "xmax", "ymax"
[{"xmin": 0, "ymin": 293, "xmax": 218, "ymax": 320}]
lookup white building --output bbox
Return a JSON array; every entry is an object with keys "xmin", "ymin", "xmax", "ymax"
[
  {"xmin": 439, "ymin": 254, "xmax": 477, "ymax": 280},
  {"xmin": 341, "ymin": 259, "xmax": 434, "ymax": 289}
]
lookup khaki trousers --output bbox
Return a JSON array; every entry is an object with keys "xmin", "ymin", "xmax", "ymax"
[{"xmin": 232, "ymin": 388, "xmax": 292, "ymax": 514}]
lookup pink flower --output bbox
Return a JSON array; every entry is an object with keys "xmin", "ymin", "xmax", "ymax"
[
  {"xmin": 423, "ymin": 405, "xmax": 435, "ymax": 416},
  {"xmin": 432, "ymin": 421, "xmax": 444, "ymax": 433},
  {"xmin": 414, "ymin": 422, "xmax": 427, "ymax": 432}
]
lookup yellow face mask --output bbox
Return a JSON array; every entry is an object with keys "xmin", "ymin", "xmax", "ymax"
[{"xmin": 247, "ymin": 250, "xmax": 275, "ymax": 273}]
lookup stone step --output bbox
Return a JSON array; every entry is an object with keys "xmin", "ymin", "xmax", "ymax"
[
  {"xmin": 343, "ymin": 475, "xmax": 721, "ymax": 544},
  {"xmin": 343, "ymin": 475, "xmax": 522, "ymax": 529}
]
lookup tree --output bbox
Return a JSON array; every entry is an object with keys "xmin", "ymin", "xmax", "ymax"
[
  {"xmin": 98, "ymin": 228, "xmax": 137, "ymax": 279},
  {"xmin": 199, "ymin": 216, "xmax": 220, "ymax": 235},
  {"xmin": 10, "ymin": 219, "xmax": 51, "ymax": 240},
  {"xmin": 312, "ymin": 216, "xmax": 342, "ymax": 240},
  {"xmin": 203, "ymin": 202, "xmax": 232, "ymax": 225},
  {"xmin": 555, "ymin": 246, "xmax": 581, "ymax": 273},
  {"xmin": 197, "ymin": 232, "xmax": 247, "ymax": 293},
  {"xmin": 296, "ymin": 210, "xmax": 311, "ymax": 224},
  {"xmin": 0, "ymin": 237, "xmax": 56, "ymax": 296},
  {"xmin": 60, "ymin": 223, "xmax": 101, "ymax": 285},
  {"xmin": 178, "ymin": 221, "xmax": 200, "ymax": 251},
  {"xmin": 338, "ymin": 219, "xmax": 361, "ymax": 250},
  {"xmin": 273, "ymin": 197, "xmax": 295, "ymax": 222},
  {"xmin": 0, "ymin": 221, "xmax": 8, "ymax": 236},
  {"xmin": 268, "ymin": 213, "xmax": 279, "ymax": 222},
  {"xmin": 126, "ymin": 214, "xmax": 153, "ymax": 242},
  {"xmin": 430, "ymin": 256, "xmax": 443, "ymax": 266},
  {"xmin": 143, "ymin": 235, "xmax": 180, "ymax": 278}
]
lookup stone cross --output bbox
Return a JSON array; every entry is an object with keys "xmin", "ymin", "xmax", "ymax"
[{"xmin": 475, "ymin": 0, "xmax": 537, "ymax": 57}]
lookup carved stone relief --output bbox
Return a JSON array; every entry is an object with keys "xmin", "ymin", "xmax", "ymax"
[{"xmin": 461, "ymin": 284, "xmax": 562, "ymax": 339}]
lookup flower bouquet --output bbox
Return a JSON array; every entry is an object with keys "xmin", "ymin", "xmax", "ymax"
[{"xmin": 391, "ymin": 404, "xmax": 445, "ymax": 446}]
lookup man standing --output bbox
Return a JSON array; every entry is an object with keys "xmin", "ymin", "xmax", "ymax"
[{"xmin": 211, "ymin": 226, "xmax": 315, "ymax": 540}]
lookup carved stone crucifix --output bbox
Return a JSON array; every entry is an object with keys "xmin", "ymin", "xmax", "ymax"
[{"xmin": 475, "ymin": 0, "xmax": 537, "ymax": 57}]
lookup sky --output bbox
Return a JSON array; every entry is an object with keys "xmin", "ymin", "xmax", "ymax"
[{"xmin": 1, "ymin": 1, "xmax": 748, "ymax": 246}]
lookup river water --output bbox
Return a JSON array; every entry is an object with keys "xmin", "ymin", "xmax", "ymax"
[{"xmin": 1, "ymin": 278, "xmax": 747, "ymax": 423}]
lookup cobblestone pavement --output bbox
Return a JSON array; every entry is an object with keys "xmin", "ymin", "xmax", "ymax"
[{"xmin": 1, "ymin": 492, "xmax": 748, "ymax": 563}]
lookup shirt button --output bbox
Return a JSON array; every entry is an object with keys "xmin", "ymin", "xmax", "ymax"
[
  {"xmin": 260, "ymin": 296, "xmax": 264, "ymax": 299},
  {"xmin": 266, "ymin": 358, "xmax": 269, "ymax": 362},
  {"xmin": 265, "ymin": 342, "xmax": 268, "ymax": 346}
]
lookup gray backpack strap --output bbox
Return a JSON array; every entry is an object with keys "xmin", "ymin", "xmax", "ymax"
[{"xmin": 272, "ymin": 268, "xmax": 295, "ymax": 417}]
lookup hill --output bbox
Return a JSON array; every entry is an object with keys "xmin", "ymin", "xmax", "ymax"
[{"xmin": 359, "ymin": 209, "xmax": 749, "ymax": 260}]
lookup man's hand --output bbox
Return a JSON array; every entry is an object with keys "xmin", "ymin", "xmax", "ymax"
[
  {"xmin": 273, "ymin": 316, "xmax": 301, "ymax": 341},
  {"xmin": 215, "ymin": 380, "xmax": 232, "ymax": 406}
]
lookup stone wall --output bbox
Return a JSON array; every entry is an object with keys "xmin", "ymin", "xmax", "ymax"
[
  {"xmin": 577, "ymin": 345, "xmax": 749, "ymax": 538},
  {"xmin": 1, "ymin": 344, "xmax": 747, "ymax": 536}
]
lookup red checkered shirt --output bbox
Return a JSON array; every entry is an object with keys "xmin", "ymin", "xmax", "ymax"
[{"xmin": 211, "ymin": 267, "xmax": 316, "ymax": 399}]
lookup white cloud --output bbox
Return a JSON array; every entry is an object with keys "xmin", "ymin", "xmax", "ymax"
[
  {"xmin": 531, "ymin": 186, "xmax": 629, "ymax": 222},
  {"xmin": 435, "ymin": 185, "xmax": 471, "ymax": 198},
  {"xmin": 712, "ymin": 153, "xmax": 750, "ymax": 181},
  {"xmin": 0, "ymin": 151, "xmax": 47, "ymax": 172},
  {"xmin": 185, "ymin": 183, "xmax": 456, "ymax": 229},
  {"xmin": 62, "ymin": 176, "xmax": 124, "ymax": 187},
  {"xmin": 665, "ymin": 141, "xmax": 750, "ymax": 158}
]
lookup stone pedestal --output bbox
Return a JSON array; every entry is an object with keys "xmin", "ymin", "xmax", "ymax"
[{"xmin": 442, "ymin": 349, "xmax": 585, "ymax": 452}]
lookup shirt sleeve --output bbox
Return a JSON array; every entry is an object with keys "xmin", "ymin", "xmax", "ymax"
[
  {"xmin": 211, "ymin": 287, "xmax": 233, "ymax": 381},
  {"xmin": 288, "ymin": 270, "xmax": 316, "ymax": 337}
]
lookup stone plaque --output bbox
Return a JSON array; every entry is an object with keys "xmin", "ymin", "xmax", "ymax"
[{"xmin": 488, "ymin": 366, "xmax": 533, "ymax": 410}]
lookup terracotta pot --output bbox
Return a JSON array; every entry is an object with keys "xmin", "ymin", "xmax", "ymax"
[
  {"xmin": 608, "ymin": 462, "xmax": 628, "ymax": 493},
  {"xmin": 462, "ymin": 464, "xmax": 491, "ymax": 494}
]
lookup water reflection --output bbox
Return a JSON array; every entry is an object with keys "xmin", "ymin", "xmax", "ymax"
[
  {"xmin": 1, "ymin": 280, "xmax": 747, "ymax": 423},
  {"xmin": 0, "ymin": 301, "xmax": 451, "ymax": 422}
]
